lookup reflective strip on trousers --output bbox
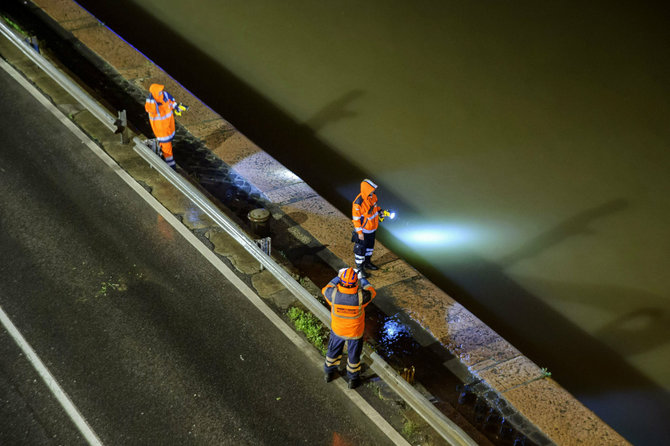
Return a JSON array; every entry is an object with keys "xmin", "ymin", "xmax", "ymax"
[
  {"xmin": 156, "ymin": 131, "xmax": 175, "ymax": 143},
  {"xmin": 325, "ymin": 354, "xmax": 342, "ymax": 368},
  {"xmin": 347, "ymin": 359, "xmax": 361, "ymax": 374}
]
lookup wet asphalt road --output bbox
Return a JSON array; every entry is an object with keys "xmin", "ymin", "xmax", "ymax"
[{"xmin": 0, "ymin": 64, "xmax": 392, "ymax": 445}]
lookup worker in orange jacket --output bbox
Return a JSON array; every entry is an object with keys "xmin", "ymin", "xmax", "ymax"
[
  {"xmin": 352, "ymin": 179, "xmax": 383, "ymax": 278},
  {"xmin": 145, "ymin": 83, "xmax": 185, "ymax": 169},
  {"xmin": 322, "ymin": 267, "xmax": 376, "ymax": 389}
]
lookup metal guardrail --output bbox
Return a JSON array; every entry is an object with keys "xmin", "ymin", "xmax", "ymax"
[
  {"xmin": 0, "ymin": 16, "xmax": 475, "ymax": 443},
  {"xmin": 132, "ymin": 137, "xmax": 332, "ymax": 325},
  {"xmin": 370, "ymin": 352, "xmax": 476, "ymax": 446},
  {"xmin": 133, "ymin": 138, "xmax": 477, "ymax": 446},
  {"xmin": 0, "ymin": 18, "xmax": 120, "ymax": 133}
]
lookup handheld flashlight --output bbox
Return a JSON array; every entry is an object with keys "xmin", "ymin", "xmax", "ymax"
[{"xmin": 381, "ymin": 209, "xmax": 396, "ymax": 221}]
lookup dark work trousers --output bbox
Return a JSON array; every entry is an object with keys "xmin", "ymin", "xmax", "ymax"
[
  {"xmin": 354, "ymin": 231, "xmax": 376, "ymax": 269},
  {"xmin": 324, "ymin": 333, "xmax": 363, "ymax": 379}
]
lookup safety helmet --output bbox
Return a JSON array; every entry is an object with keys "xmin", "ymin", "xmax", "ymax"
[{"xmin": 339, "ymin": 267, "xmax": 358, "ymax": 288}]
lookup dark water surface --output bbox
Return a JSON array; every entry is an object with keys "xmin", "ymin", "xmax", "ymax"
[{"xmin": 65, "ymin": 1, "xmax": 670, "ymax": 443}]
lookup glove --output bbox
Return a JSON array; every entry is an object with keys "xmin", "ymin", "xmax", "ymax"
[{"xmin": 174, "ymin": 103, "xmax": 189, "ymax": 116}]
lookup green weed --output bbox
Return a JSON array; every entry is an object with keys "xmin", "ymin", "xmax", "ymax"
[
  {"xmin": 94, "ymin": 280, "xmax": 120, "ymax": 298},
  {"xmin": 366, "ymin": 381, "xmax": 384, "ymax": 400},
  {"xmin": 2, "ymin": 16, "xmax": 28, "ymax": 36},
  {"xmin": 287, "ymin": 307, "xmax": 328, "ymax": 355},
  {"xmin": 401, "ymin": 419, "xmax": 418, "ymax": 438}
]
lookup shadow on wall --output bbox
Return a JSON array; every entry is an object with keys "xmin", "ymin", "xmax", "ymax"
[{"xmin": 10, "ymin": 0, "xmax": 670, "ymax": 441}]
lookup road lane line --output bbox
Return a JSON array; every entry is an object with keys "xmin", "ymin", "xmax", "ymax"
[
  {"xmin": 0, "ymin": 56, "xmax": 409, "ymax": 446},
  {"xmin": 0, "ymin": 304, "xmax": 104, "ymax": 446}
]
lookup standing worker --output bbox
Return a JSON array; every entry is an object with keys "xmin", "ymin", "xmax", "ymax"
[
  {"xmin": 352, "ymin": 178, "xmax": 391, "ymax": 278},
  {"xmin": 323, "ymin": 267, "xmax": 376, "ymax": 389},
  {"xmin": 145, "ymin": 83, "xmax": 187, "ymax": 169}
]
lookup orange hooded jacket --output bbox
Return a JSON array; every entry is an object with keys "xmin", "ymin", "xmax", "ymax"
[
  {"xmin": 145, "ymin": 84, "xmax": 176, "ymax": 143},
  {"xmin": 352, "ymin": 179, "xmax": 381, "ymax": 234}
]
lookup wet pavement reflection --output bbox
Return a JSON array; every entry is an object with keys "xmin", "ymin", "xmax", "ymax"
[{"xmin": 364, "ymin": 306, "xmax": 541, "ymax": 445}]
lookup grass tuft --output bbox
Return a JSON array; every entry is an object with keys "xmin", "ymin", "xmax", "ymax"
[
  {"xmin": 287, "ymin": 307, "xmax": 328, "ymax": 355},
  {"xmin": 401, "ymin": 419, "xmax": 418, "ymax": 438},
  {"xmin": 2, "ymin": 16, "xmax": 28, "ymax": 36}
]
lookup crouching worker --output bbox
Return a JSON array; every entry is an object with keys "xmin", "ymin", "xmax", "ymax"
[{"xmin": 322, "ymin": 267, "xmax": 376, "ymax": 389}]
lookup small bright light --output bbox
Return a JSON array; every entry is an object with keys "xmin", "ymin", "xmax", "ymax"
[{"xmin": 389, "ymin": 212, "xmax": 396, "ymax": 219}]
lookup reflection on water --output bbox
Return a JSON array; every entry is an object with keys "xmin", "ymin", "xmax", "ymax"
[
  {"xmin": 367, "ymin": 310, "xmax": 542, "ymax": 445},
  {"xmin": 370, "ymin": 313, "xmax": 421, "ymax": 360},
  {"xmin": 386, "ymin": 220, "xmax": 478, "ymax": 249}
]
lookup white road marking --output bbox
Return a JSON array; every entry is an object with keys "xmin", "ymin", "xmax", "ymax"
[
  {"xmin": 0, "ymin": 57, "xmax": 105, "ymax": 446},
  {"xmin": 0, "ymin": 304, "xmax": 104, "ymax": 446},
  {"xmin": 0, "ymin": 56, "xmax": 409, "ymax": 445}
]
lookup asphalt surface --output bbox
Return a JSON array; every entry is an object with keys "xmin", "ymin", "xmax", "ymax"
[{"xmin": 0, "ymin": 61, "xmax": 393, "ymax": 445}]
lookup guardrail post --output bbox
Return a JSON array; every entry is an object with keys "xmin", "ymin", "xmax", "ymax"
[
  {"xmin": 255, "ymin": 237, "xmax": 272, "ymax": 271},
  {"xmin": 116, "ymin": 109, "xmax": 128, "ymax": 144}
]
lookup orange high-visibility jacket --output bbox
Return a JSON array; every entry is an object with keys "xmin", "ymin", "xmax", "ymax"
[
  {"xmin": 352, "ymin": 179, "xmax": 381, "ymax": 235},
  {"xmin": 322, "ymin": 277, "xmax": 376, "ymax": 339},
  {"xmin": 145, "ymin": 84, "xmax": 176, "ymax": 143}
]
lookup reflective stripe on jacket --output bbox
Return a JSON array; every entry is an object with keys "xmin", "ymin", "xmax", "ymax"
[
  {"xmin": 352, "ymin": 179, "xmax": 381, "ymax": 234},
  {"xmin": 145, "ymin": 84, "xmax": 176, "ymax": 142},
  {"xmin": 322, "ymin": 276, "xmax": 376, "ymax": 339}
]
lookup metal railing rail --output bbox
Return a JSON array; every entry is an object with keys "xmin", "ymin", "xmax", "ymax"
[
  {"xmin": 132, "ymin": 137, "xmax": 332, "ymax": 324},
  {"xmin": 133, "ymin": 138, "xmax": 477, "ymax": 446},
  {"xmin": 0, "ymin": 18, "xmax": 119, "ymax": 133},
  {"xmin": 370, "ymin": 352, "xmax": 476, "ymax": 446},
  {"xmin": 0, "ymin": 19, "xmax": 476, "ymax": 442}
]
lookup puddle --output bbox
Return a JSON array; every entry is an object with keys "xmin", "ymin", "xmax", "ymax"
[{"xmin": 367, "ymin": 312, "xmax": 422, "ymax": 364}]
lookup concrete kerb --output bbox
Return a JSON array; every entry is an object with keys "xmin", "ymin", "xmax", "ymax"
[{"xmin": 1, "ymin": 2, "xmax": 633, "ymax": 444}]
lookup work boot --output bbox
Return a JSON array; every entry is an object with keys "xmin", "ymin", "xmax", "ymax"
[
  {"xmin": 355, "ymin": 266, "xmax": 367, "ymax": 279},
  {"xmin": 364, "ymin": 258, "xmax": 379, "ymax": 270},
  {"xmin": 348, "ymin": 377, "xmax": 361, "ymax": 389},
  {"xmin": 324, "ymin": 371, "xmax": 336, "ymax": 383}
]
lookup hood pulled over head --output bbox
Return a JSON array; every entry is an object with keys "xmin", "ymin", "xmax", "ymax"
[
  {"xmin": 149, "ymin": 83, "xmax": 165, "ymax": 102},
  {"xmin": 360, "ymin": 179, "xmax": 377, "ymax": 197}
]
